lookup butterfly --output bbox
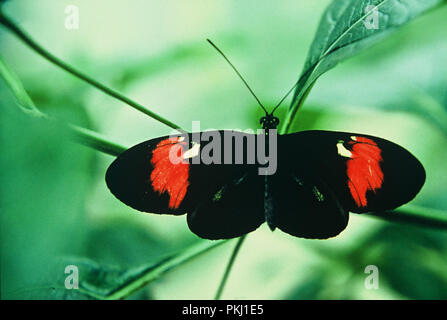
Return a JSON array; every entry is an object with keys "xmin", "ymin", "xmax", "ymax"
[{"xmin": 105, "ymin": 40, "xmax": 425, "ymax": 241}]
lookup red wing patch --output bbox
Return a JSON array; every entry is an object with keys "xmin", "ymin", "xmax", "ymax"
[
  {"xmin": 150, "ymin": 137, "xmax": 189, "ymax": 209},
  {"xmin": 346, "ymin": 137, "xmax": 383, "ymax": 207}
]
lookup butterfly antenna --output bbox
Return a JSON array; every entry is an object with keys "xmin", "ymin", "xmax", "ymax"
[
  {"xmin": 207, "ymin": 39, "xmax": 268, "ymax": 115},
  {"xmin": 270, "ymin": 79, "xmax": 300, "ymax": 115}
]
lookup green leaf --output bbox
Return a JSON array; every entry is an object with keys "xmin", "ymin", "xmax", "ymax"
[
  {"xmin": 0, "ymin": 58, "xmax": 44, "ymax": 117},
  {"xmin": 282, "ymin": 0, "xmax": 445, "ymax": 133},
  {"xmin": 103, "ymin": 239, "xmax": 226, "ymax": 300},
  {"xmin": 5, "ymin": 240, "xmax": 227, "ymax": 300},
  {"xmin": 5, "ymin": 259, "xmax": 150, "ymax": 300}
]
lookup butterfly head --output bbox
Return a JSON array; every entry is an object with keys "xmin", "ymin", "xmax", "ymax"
[{"xmin": 260, "ymin": 114, "xmax": 280, "ymax": 130}]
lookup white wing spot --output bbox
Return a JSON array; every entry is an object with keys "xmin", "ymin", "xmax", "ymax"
[
  {"xmin": 182, "ymin": 142, "xmax": 200, "ymax": 159},
  {"xmin": 337, "ymin": 142, "xmax": 352, "ymax": 158}
]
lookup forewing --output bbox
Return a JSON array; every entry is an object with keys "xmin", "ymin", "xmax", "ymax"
[{"xmin": 106, "ymin": 130, "xmax": 261, "ymax": 219}]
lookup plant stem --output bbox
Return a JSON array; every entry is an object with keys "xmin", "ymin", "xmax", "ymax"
[
  {"xmin": 214, "ymin": 235, "xmax": 247, "ymax": 300},
  {"xmin": 106, "ymin": 240, "xmax": 227, "ymax": 300},
  {"xmin": 280, "ymin": 81, "xmax": 315, "ymax": 134},
  {"xmin": 0, "ymin": 12, "xmax": 182, "ymax": 131},
  {"xmin": 69, "ymin": 125, "xmax": 126, "ymax": 156},
  {"xmin": 367, "ymin": 204, "xmax": 447, "ymax": 231}
]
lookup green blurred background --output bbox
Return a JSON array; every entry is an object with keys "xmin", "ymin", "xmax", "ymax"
[{"xmin": 1, "ymin": 0, "xmax": 447, "ymax": 299}]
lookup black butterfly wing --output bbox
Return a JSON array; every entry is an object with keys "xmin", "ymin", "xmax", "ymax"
[
  {"xmin": 270, "ymin": 130, "xmax": 425, "ymax": 239},
  {"xmin": 187, "ymin": 172, "xmax": 265, "ymax": 240},
  {"xmin": 269, "ymin": 172, "xmax": 349, "ymax": 239},
  {"xmin": 106, "ymin": 130, "xmax": 265, "ymax": 239},
  {"xmin": 278, "ymin": 130, "xmax": 425, "ymax": 213}
]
